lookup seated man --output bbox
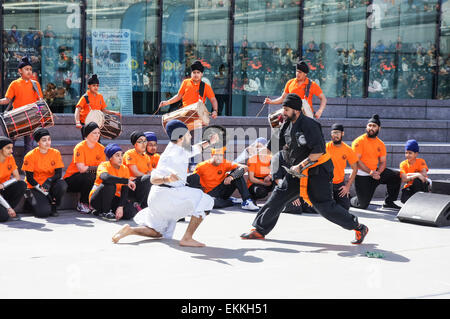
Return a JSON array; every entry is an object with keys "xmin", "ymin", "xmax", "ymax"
[
  {"xmin": 247, "ymin": 142, "xmax": 275, "ymax": 202},
  {"xmin": 188, "ymin": 146, "xmax": 259, "ymax": 211},
  {"xmin": 350, "ymin": 114, "xmax": 402, "ymax": 210},
  {"xmin": 89, "ymin": 143, "xmax": 137, "ymax": 222},
  {"xmin": 399, "ymin": 139, "xmax": 430, "ymax": 203},
  {"xmin": 124, "ymin": 131, "xmax": 153, "ymax": 210}
]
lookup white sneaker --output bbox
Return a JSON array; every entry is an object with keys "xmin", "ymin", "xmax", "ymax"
[
  {"xmin": 241, "ymin": 199, "xmax": 259, "ymax": 211},
  {"xmin": 77, "ymin": 201, "xmax": 91, "ymax": 214},
  {"xmin": 229, "ymin": 196, "xmax": 243, "ymax": 204}
]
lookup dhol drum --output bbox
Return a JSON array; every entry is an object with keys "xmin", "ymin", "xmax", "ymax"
[
  {"xmin": 0, "ymin": 99, "xmax": 54, "ymax": 139},
  {"xmin": 84, "ymin": 110, "xmax": 121, "ymax": 139},
  {"xmin": 267, "ymin": 99, "xmax": 314, "ymax": 128},
  {"xmin": 162, "ymin": 101, "xmax": 210, "ymax": 131}
]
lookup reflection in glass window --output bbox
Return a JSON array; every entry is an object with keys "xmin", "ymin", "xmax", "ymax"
[
  {"xmin": 3, "ymin": 0, "xmax": 82, "ymax": 113},
  {"xmin": 233, "ymin": 0, "xmax": 300, "ymax": 115},
  {"xmin": 438, "ymin": 1, "xmax": 450, "ymax": 99},
  {"xmin": 369, "ymin": 0, "xmax": 439, "ymax": 99},
  {"xmin": 160, "ymin": 0, "xmax": 230, "ymax": 115},
  {"xmin": 303, "ymin": 0, "xmax": 367, "ymax": 98},
  {"xmin": 87, "ymin": 0, "xmax": 159, "ymax": 114}
]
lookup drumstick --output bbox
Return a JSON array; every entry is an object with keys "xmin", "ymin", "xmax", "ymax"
[{"xmin": 255, "ymin": 96, "xmax": 268, "ymax": 117}]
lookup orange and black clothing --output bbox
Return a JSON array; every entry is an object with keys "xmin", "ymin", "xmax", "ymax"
[
  {"xmin": 89, "ymin": 161, "xmax": 136, "ymax": 219},
  {"xmin": 5, "ymin": 78, "xmax": 43, "ymax": 110},
  {"xmin": 0, "ymin": 155, "xmax": 27, "ymax": 222},
  {"xmin": 178, "ymin": 78, "xmax": 215, "ymax": 107},
  {"xmin": 251, "ymin": 113, "xmax": 360, "ymax": 236},
  {"xmin": 64, "ymin": 140, "xmax": 106, "ymax": 204},
  {"xmin": 350, "ymin": 134, "xmax": 401, "ymax": 209},
  {"xmin": 21, "ymin": 147, "xmax": 67, "ymax": 218},
  {"xmin": 124, "ymin": 148, "xmax": 153, "ymax": 207},
  {"xmin": 283, "ymin": 78, "xmax": 322, "ymax": 115},
  {"xmin": 399, "ymin": 158, "xmax": 429, "ymax": 203},
  {"xmin": 75, "ymin": 91, "xmax": 107, "ymax": 125},
  {"xmin": 247, "ymin": 154, "xmax": 274, "ymax": 201}
]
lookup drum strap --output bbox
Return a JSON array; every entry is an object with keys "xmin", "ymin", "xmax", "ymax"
[
  {"xmin": 83, "ymin": 94, "xmax": 91, "ymax": 110},
  {"xmin": 304, "ymin": 79, "xmax": 312, "ymax": 101},
  {"xmin": 199, "ymin": 81, "xmax": 205, "ymax": 102}
]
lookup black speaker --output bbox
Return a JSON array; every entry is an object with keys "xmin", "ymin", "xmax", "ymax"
[
  {"xmin": 397, "ymin": 192, "xmax": 450, "ymax": 227},
  {"xmin": 431, "ymin": 180, "xmax": 450, "ymax": 196}
]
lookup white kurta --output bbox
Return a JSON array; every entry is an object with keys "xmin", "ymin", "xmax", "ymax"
[{"xmin": 133, "ymin": 142, "xmax": 214, "ymax": 238}]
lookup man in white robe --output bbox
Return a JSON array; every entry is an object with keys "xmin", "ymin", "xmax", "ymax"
[{"xmin": 112, "ymin": 120, "xmax": 217, "ymax": 247}]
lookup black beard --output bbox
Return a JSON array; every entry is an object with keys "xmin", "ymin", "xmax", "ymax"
[
  {"xmin": 332, "ymin": 140, "xmax": 342, "ymax": 145},
  {"xmin": 366, "ymin": 130, "xmax": 379, "ymax": 138}
]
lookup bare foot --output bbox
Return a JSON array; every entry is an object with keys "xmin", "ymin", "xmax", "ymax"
[
  {"xmin": 112, "ymin": 224, "xmax": 132, "ymax": 244},
  {"xmin": 179, "ymin": 238, "xmax": 206, "ymax": 247}
]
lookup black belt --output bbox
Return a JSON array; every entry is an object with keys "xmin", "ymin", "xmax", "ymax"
[{"xmin": 158, "ymin": 184, "xmax": 173, "ymax": 188}]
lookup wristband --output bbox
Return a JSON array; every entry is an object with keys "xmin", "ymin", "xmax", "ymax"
[{"xmin": 0, "ymin": 194, "xmax": 11, "ymax": 209}]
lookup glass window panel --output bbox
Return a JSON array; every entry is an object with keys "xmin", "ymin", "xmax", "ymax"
[
  {"xmin": 160, "ymin": 0, "xmax": 230, "ymax": 115},
  {"xmin": 369, "ymin": 0, "xmax": 439, "ymax": 99},
  {"xmin": 303, "ymin": 0, "xmax": 367, "ymax": 98},
  {"xmin": 3, "ymin": 0, "xmax": 82, "ymax": 113},
  {"xmin": 438, "ymin": 1, "xmax": 450, "ymax": 99},
  {"xmin": 233, "ymin": 0, "xmax": 300, "ymax": 116},
  {"xmin": 87, "ymin": 0, "xmax": 159, "ymax": 115}
]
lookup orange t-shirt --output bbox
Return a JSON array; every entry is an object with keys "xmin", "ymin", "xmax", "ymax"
[
  {"xmin": 90, "ymin": 161, "xmax": 130, "ymax": 199},
  {"xmin": 5, "ymin": 78, "xmax": 43, "ymax": 109},
  {"xmin": 400, "ymin": 158, "xmax": 428, "ymax": 188},
  {"xmin": 149, "ymin": 153, "xmax": 160, "ymax": 171},
  {"xmin": 0, "ymin": 156, "xmax": 18, "ymax": 184},
  {"xmin": 326, "ymin": 141, "xmax": 358, "ymax": 184},
  {"xmin": 178, "ymin": 79, "xmax": 215, "ymax": 107},
  {"xmin": 124, "ymin": 148, "xmax": 152, "ymax": 177},
  {"xmin": 247, "ymin": 154, "xmax": 272, "ymax": 187},
  {"xmin": 63, "ymin": 140, "xmax": 106, "ymax": 179},
  {"xmin": 283, "ymin": 78, "xmax": 322, "ymax": 114},
  {"xmin": 22, "ymin": 148, "xmax": 65, "ymax": 188},
  {"xmin": 194, "ymin": 159, "xmax": 238, "ymax": 193},
  {"xmin": 76, "ymin": 91, "xmax": 107, "ymax": 124},
  {"xmin": 352, "ymin": 134, "xmax": 387, "ymax": 172}
]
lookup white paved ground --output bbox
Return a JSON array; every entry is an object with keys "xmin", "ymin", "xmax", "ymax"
[{"xmin": 1, "ymin": 200, "xmax": 449, "ymax": 299}]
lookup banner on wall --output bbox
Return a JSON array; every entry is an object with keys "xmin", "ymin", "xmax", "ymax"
[{"xmin": 92, "ymin": 29, "xmax": 133, "ymax": 115}]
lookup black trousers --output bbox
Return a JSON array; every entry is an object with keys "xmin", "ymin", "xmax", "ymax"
[
  {"xmin": 129, "ymin": 175, "xmax": 152, "ymax": 207},
  {"xmin": 332, "ymin": 181, "xmax": 351, "ymax": 211},
  {"xmin": 252, "ymin": 161, "xmax": 359, "ymax": 236},
  {"xmin": 65, "ymin": 172, "xmax": 96, "ymax": 204},
  {"xmin": 187, "ymin": 172, "xmax": 251, "ymax": 208},
  {"xmin": 26, "ymin": 179, "xmax": 68, "ymax": 218},
  {"xmin": 401, "ymin": 178, "xmax": 429, "ymax": 203},
  {"xmin": 248, "ymin": 182, "xmax": 274, "ymax": 202},
  {"xmin": 0, "ymin": 180, "xmax": 27, "ymax": 222},
  {"xmin": 89, "ymin": 183, "xmax": 137, "ymax": 220},
  {"xmin": 350, "ymin": 168, "xmax": 401, "ymax": 209}
]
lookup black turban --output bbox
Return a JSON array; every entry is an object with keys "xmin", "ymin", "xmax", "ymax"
[
  {"xmin": 282, "ymin": 93, "xmax": 302, "ymax": 111},
  {"xmin": 331, "ymin": 123, "xmax": 344, "ymax": 132},
  {"xmin": 190, "ymin": 60, "xmax": 205, "ymax": 73},
  {"xmin": 88, "ymin": 74, "xmax": 99, "ymax": 85},
  {"xmin": 296, "ymin": 60, "xmax": 309, "ymax": 74},
  {"xmin": 18, "ymin": 56, "xmax": 32, "ymax": 69},
  {"xmin": 368, "ymin": 114, "xmax": 381, "ymax": 127},
  {"xmin": 33, "ymin": 128, "xmax": 50, "ymax": 142},
  {"xmin": 130, "ymin": 131, "xmax": 146, "ymax": 145},
  {"xmin": 0, "ymin": 136, "xmax": 13, "ymax": 150},
  {"xmin": 83, "ymin": 122, "xmax": 99, "ymax": 138}
]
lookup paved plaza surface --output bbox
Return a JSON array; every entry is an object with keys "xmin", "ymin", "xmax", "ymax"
[{"xmin": 1, "ymin": 200, "xmax": 449, "ymax": 299}]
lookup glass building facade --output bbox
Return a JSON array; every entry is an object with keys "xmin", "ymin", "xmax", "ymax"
[{"xmin": 1, "ymin": 0, "xmax": 449, "ymax": 116}]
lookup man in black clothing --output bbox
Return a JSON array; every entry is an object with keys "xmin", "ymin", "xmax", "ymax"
[{"xmin": 240, "ymin": 93, "xmax": 369, "ymax": 244}]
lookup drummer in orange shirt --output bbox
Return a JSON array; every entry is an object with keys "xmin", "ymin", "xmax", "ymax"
[
  {"xmin": 124, "ymin": 131, "xmax": 153, "ymax": 210},
  {"xmin": 74, "ymin": 74, "xmax": 121, "ymax": 138},
  {"xmin": 158, "ymin": 60, "xmax": 219, "ymax": 119},
  {"xmin": 263, "ymin": 61, "xmax": 327, "ymax": 119},
  {"xmin": 399, "ymin": 139, "xmax": 430, "ymax": 203},
  {"xmin": 0, "ymin": 56, "xmax": 44, "ymax": 154},
  {"xmin": 326, "ymin": 124, "xmax": 358, "ymax": 210},
  {"xmin": 350, "ymin": 115, "xmax": 402, "ymax": 210}
]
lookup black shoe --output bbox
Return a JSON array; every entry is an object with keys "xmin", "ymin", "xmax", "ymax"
[
  {"xmin": 100, "ymin": 211, "xmax": 116, "ymax": 222},
  {"xmin": 382, "ymin": 201, "xmax": 401, "ymax": 210},
  {"xmin": 351, "ymin": 224, "xmax": 369, "ymax": 245},
  {"xmin": 50, "ymin": 204, "xmax": 59, "ymax": 217},
  {"xmin": 177, "ymin": 218, "xmax": 186, "ymax": 222}
]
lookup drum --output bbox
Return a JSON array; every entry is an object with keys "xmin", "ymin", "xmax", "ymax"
[
  {"xmin": 0, "ymin": 99, "xmax": 54, "ymax": 139},
  {"xmin": 85, "ymin": 110, "xmax": 121, "ymax": 139},
  {"xmin": 162, "ymin": 101, "xmax": 210, "ymax": 131},
  {"xmin": 268, "ymin": 108, "xmax": 284, "ymax": 129}
]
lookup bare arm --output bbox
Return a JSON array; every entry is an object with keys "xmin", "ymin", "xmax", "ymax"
[
  {"xmin": 314, "ymin": 93, "xmax": 327, "ymax": 119},
  {"xmin": 74, "ymin": 107, "xmax": 82, "ymax": 127},
  {"xmin": 264, "ymin": 92, "xmax": 288, "ymax": 105},
  {"xmin": 0, "ymin": 97, "xmax": 11, "ymax": 105},
  {"xmin": 159, "ymin": 93, "xmax": 183, "ymax": 108},
  {"xmin": 128, "ymin": 164, "xmax": 145, "ymax": 177}
]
